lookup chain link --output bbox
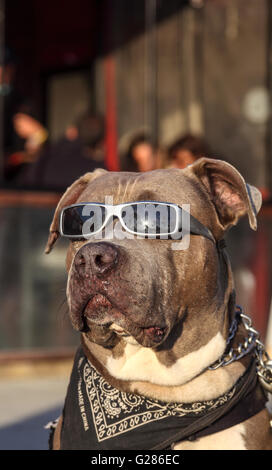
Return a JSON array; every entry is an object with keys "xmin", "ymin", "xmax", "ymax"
[{"xmin": 209, "ymin": 305, "xmax": 272, "ymax": 393}]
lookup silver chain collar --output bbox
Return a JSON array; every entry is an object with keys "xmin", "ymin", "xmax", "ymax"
[{"xmin": 209, "ymin": 305, "xmax": 272, "ymax": 394}]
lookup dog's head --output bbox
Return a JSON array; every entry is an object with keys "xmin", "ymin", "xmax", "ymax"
[{"xmin": 46, "ymin": 159, "xmax": 261, "ymax": 358}]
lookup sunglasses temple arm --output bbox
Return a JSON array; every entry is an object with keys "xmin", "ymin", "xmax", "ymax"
[
  {"xmin": 178, "ymin": 209, "xmax": 216, "ymax": 244},
  {"xmin": 190, "ymin": 214, "xmax": 216, "ymax": 243}
]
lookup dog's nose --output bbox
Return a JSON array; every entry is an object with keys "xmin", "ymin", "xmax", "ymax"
[{"xmin": 74, "ymin": 242, "xmax": 119, "ymax": 277}]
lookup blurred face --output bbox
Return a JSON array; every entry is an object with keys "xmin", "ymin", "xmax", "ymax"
[
  {"xmin": 133, "ymin": 143, "xmax": 155, "ymax": 172},
  {"xmin": 13, "ymin": 113, "xmax": 43, "ymax": 139},
  {"xmin": 173, "ymin": 149, "xmax": 197, "ymax": 169}
]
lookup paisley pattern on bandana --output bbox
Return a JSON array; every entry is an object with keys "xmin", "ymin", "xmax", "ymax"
[
  {"xmin": 57, "ymin": 347, "xmax": 266, "ymax": 450},
  {"xmin": 83, "ymin": 359, "xmax": 236, "ymax": 442}
]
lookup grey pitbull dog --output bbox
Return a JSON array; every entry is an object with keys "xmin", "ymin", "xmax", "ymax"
[{"xmin": 46, "ymin": 158, "xmax": 272, "ymax": 450}]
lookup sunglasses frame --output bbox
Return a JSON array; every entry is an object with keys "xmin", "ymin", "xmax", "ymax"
[
  {"xmin": 59, "ymin": 201, "xmax": 187, "ymax": 239},
  {"xmin": 59, "ymin": 200, "xmax": 216, "ymax": 244}
]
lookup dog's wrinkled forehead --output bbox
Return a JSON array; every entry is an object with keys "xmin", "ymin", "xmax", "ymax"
[{"xmin": 77, "ymin": 169, "xmax": 209, "ymax": 214}]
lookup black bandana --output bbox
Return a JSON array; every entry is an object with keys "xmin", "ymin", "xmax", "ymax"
[{"xmin": 56, "ymin": 347, "xmax": 267, "ymax": 450}]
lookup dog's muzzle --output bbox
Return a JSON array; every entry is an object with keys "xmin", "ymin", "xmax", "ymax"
[{"xmin": 68, "ymin": 241, "xmax": 168, "ymax": 346}]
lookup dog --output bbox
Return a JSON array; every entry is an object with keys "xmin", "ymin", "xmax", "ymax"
[{"xmin": 45, "ymin": 157, "xmax": 272, "ymax": 450}]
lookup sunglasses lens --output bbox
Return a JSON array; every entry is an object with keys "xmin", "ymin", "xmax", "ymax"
[
  {"xmin": 121, "ymin": 203, "xmax": 177, "ymax": 235},
  {"xmin": 61, "ymin": 205, "xmax": 106, "ymax": 237}
]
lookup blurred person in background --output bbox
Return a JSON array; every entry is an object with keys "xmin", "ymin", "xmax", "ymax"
[
  {"xmin": 15, "ymin": 111, "xmax": 106, "ymax": 192},
  {"xmin": 167, "ymin": 133, "xmax": 213, "ymax": 169},
  {"xmin": 122, "ymin": 132, "xmax": 157, "ymax": 172},
  {"xmin": 0, "ymin": 47, "xmax": 22, "ymax": 158},
  {"xmin": 5, "ymin": 111, "xmax": 48, "ymax": 180},
  {"xmin": 12, "ymin": 112, "xmax": 48, "ymax": 159},
  {"xmin": 0, "ymin": 47, "xmax": 42, "ymax": 181}
]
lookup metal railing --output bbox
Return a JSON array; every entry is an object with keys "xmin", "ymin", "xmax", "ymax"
[{"xmin": 0, "ymin": 189, "xmax": 79, "ymax": 360}]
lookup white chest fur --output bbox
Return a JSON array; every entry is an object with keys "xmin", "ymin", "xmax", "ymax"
[{"xmin": 106, "ymin": 332, "xmax": 226, "ymax": 386}]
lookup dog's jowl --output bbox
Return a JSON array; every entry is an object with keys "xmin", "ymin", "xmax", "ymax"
[{"xmin": 45, "ymin": 158, "xmax": 272, "ymax": 450}]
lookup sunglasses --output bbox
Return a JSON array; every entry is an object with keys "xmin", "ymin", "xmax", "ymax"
[{"xmin": 59, "ymin": 201, "xmax": 215, "ymax": 243}]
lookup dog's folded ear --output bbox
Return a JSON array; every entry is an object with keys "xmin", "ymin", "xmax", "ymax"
[
  {"xmin": 45, "ymin": 168, "xmax": 107, "ymax": 254},
  {"xmin": 188, "ymin": 157, "xmax": 262, "ymax": 231}
]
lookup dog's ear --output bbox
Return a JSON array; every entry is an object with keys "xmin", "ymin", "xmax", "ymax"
[
  {"xmin": 45, "ymin": 168, "xmax": 107, "ymax": 253},
  {"xmin": 188, "ymin": 157, "xmax": 262, "ymax": 231}
]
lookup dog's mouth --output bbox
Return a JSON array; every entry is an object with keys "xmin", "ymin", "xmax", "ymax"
[{"xmin": 81, "ymin": 293, "xmax": 167, "ymax": 346}]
